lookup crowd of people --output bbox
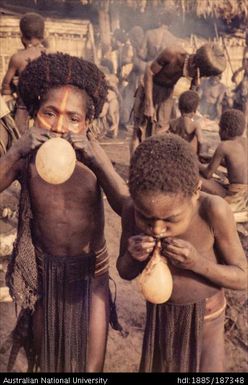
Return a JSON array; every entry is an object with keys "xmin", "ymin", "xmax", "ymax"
[{"xmin": 0, "ymin": 12, "xmax": 247, "ymax": 374}]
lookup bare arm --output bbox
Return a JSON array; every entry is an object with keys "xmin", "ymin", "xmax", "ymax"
[
  {"xmin": 163, "ymin": 196, "xmax": 247, "ymax": 290},
  {"xmin": 143, "ymin": 50, "xmax": 170, "ymax": 117},
  {"xmin": 0, "ymin": 127, "xmax": 54, "ymax": 192},
  {"xmin": 195, "ymin": 198, "xmax": 247, "ymax": 289},
  {"xmin": 1, "ymin": 54, "xmax": 19, "ymax": 95},
  {"xmin": 64, "ymin": 131, "xmax": 129, "ymax": 217},
  {"xmin": 88, "ymin": 137, "xmax": 129, "ymax": 216},
  {"xmin": 199, "ymin": 143, "xmax": 225, "ymax": 178},
  {"xmin": 117, "ymin": 200, "xmax": 148, "ymax": 280}
]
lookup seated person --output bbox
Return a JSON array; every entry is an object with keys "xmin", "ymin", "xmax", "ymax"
[
  {"xmin": 199, "ymin": 109, "xmax": 247, "ymax": 217},
  {"xmin": 169, "ymin": 90, "xmax": 204, "ymax": 155}
]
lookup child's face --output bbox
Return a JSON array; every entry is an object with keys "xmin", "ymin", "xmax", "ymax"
[
  {"xmin": 35, "ymin": 85, "xmax": 88, "ymax": 135},
  {"xmin": 133, "ymin": 189, "xmax": 200, "ymax": 239}
]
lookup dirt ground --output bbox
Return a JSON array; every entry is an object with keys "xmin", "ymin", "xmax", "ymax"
[{"xmin": 0, "ymin": 127, "xmax": 247, "ymax": 373}]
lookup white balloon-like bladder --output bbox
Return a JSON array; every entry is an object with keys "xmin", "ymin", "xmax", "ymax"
[
  {"xmin": 35, "ymin": 137, "xmax": 76, "ymax": 185},
  {"xmin": 138, "ymin": 243, "xmax": 173, "ymax": 304}
]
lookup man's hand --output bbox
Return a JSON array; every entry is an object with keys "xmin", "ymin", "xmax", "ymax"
[
  {"xmin": 63, "ymin": 131, "xmax": 95, "ymax": 165},
  {"xmin": 128, "ymin": 235, "xmax": 156, "ymax": 262},
  {"xmin": 161, "ymin": 238, "xmax": 201, "ymax": 271},
  {"xmin": 15, "ymin": 126, "xmax": 53, "ymax": 157},
  {"xmin": 144, "ymin": 102, "xmax": 155, "ymax": 118}
]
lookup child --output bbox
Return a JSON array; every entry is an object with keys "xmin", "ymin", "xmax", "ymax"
[
  {"xmin": 0, "ymin": 52, "xmax": 128, "ymax": 372},
  {"xmin": 1, "ymin": 13, "xmax": 46, "ymax": 134},
  {"xmin": 117, "ymin": 134, "xmax": 246, "ymax": 372},
  {"xmin": 169, "ymin": 90, "xmax": 204, "ymax": 154},
  {"xmin": 199, "ymin": 109, "xmax": 247, "ymax": 219}
]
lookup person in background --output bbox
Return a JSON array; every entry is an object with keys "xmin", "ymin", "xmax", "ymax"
[{"xmin": 1, "ymin": 12, "xmax": 46, "ymax": 134}]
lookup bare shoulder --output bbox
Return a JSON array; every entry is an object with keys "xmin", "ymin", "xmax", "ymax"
[
  {"xmin": 156, "ymin": 45, "xmax": 185, "ymax": 63},
  {"xmin": 200, "ymin": 192, "xmax": 233, "ymax": 230}
]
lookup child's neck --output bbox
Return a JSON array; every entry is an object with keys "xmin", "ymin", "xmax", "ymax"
[{"xmin": 25, "ymin": 38, "xmax": 44, "ymax": 49}]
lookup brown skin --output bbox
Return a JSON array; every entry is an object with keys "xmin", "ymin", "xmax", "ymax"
[
  {"xmin": 1, "ymin": 37, "xmax": 46, "ymax": 96},
  {"xmin": 169, "ymin": 112, "xmax": 204, "ymax": 155},
  {"xmin": 144, "ymin": 46, "xmax": 199, "ymax": 118},
  {"xmin": 117, "ymin": 189, "xmax": 246, "ymax": 371},
  {"xmin": 0, "ymin": 85, "xmax": 128, "ymax": 372},
  {"xmin": 117, "ymin": 189, "xmax": 247, "ymax": 299},
  {"xmin": 1, "ymin": 37, "xmax": 46, "ymax": 134},
  {"xmin": 199, "ymin": 127, "xmax": 247, "ymax": 196}
]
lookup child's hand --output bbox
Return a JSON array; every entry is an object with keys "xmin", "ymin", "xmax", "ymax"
[
  {"xmin": 16, "ymin": 126, "xmax": 52, "ymax": 156},
  {"xmin": 161, "ymin": 238, "xmax": 200, "ymax": 271},
  {"xmin": 128, "ymin": 235, "xmax": 156, "ymax": 262}
]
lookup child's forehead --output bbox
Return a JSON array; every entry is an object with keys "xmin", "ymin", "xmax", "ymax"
[{"xmin": 135, "ymin": 191, "xmax": 190, "ymax": 205}]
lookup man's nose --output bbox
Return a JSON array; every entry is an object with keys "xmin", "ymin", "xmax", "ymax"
[{"xmin": 51, "ymin": 115, "xmax": 66, "ymax": 134}]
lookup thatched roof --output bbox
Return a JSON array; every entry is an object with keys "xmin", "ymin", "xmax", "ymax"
[{"xmin": 117, "ymin": 0, "xmax": 248, "ymax": 22}]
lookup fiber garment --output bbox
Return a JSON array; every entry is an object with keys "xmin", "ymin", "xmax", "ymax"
[
  {"xmin": 133, "ymin": 82, "xmax": 174, "ymax": 141},
  {"xmin": 225, "ymin": 184, "xmax": 248, "ymax": 222},
  {"xmin": 139, "ymin": 300, "xmax": 205, "ymax": 372}
]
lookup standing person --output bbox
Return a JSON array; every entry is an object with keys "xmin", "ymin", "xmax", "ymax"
[
  {"xmin": 130, "ymin": 43, "xmax": 226, "ymax": 155},
  {"xmin": 0, "ymin": 53, "xmax": 128, "ymax": 372},
  {"xmin": 117, "ymin": 134, "xmax": 246, "ymax": 372},
  {"xmin": 1, "ymin": 13, "xmax": 46, "ymax": 134},
  {"xmin": 169, "ymin": 90, "xmax": 205, "ymax": 155}
]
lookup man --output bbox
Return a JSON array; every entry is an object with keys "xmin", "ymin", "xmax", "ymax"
[{"xmin": 130, "ymin": 43, "xmax": 226, "ymax": 155}]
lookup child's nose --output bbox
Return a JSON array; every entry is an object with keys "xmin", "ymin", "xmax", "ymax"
[{"xmin": 151, "ymin": 220, "xmax": 166, "ymax": 237}]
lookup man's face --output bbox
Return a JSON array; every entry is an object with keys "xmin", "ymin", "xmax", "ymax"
[{"xmin": 35, "ymin": 85, "xmax": 88, "ymax": 135}]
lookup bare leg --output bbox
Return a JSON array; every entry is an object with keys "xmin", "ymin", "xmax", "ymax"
[
  {"xmin": 200, "ymin": 176, "xmax": 227, "ymax": 197},
  {"xmin": 86, "ymin": 273, "xmax": 109, "ymax": 372},
  {"xmin": 200, "ymin": 311, "xmax": 225, "ymax": 372},
  {"xmin": 157, "ymin": 96, "xmax": 174, "ymax": 133}
]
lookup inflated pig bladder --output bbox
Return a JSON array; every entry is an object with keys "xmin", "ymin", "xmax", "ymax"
[{"xmin": 138, "ymin": 243, "xmax": 173, "ymax": 304}]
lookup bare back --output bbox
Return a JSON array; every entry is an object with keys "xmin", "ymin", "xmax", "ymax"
[
  {"xmin": 1, "ymin": 46, "xmax": 46, "ymax": 94},
  {"xmin": 169, "ymin": 116, "xmax": 198, "ymax": 152},
  {"xmin": 222, "ymin": 137, "xmax": 247, "ymax": 184},
  {"xmin": 152, "ymin": 47, "xmax": 186, "ymax": 88}
]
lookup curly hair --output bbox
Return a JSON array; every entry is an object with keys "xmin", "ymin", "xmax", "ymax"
[
  {"xmin": 194, "ymin": 43, "xmax": 226, "ymax": 77},
  {"xmin": 18, "ymin": 52, "xmax": 108, "ymax": 119},
  {"xmin": 129, "ymin": 134, "xmax": 199, "ymax": 198},
  {"xmin": 219, "ymin": 109, "xmax": 246, "ymax": 137},
  {"xmin": 20, "ymin": 13, "xmax": 45, "ymax": 40},
  {"xmin": 178, "ymin": 90, "xmax": 199, "ymax": 113}
]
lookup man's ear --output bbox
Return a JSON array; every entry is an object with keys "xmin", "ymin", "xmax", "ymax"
[{"xmin": 194, "ymin": 180, "xmax": 202, "ymax": 199}]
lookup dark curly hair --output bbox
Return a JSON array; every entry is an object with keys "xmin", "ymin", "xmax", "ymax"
[
  {"xmin": 18, "ymin": 52, "xmax": 108, "ymax": 119},
  {"xmin": 20, "ymin": 12, "xmax": 45, "ymax": 40},
  {"xmin": 219, "ymin": 109, "xmax": 246, "ymax": 138},
  {"xmin": 194, "ymin": 43, "xmax": 226, "ymax": 77},
  {"xmin": 178, "ymin": 90, "xmax": 199, "ymax": 113},
  {"xmin": 129, "ymin": 134, "xmax": 199, "ymax": 198}
]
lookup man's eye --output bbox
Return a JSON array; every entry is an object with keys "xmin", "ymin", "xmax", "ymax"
[
  {"xmin": 44, "ymin": 111, "xmax": 55, "ymax": 117},
  {"xmin": 71, "ymin": 116, "xmax": 80, "ymax": 122}
]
